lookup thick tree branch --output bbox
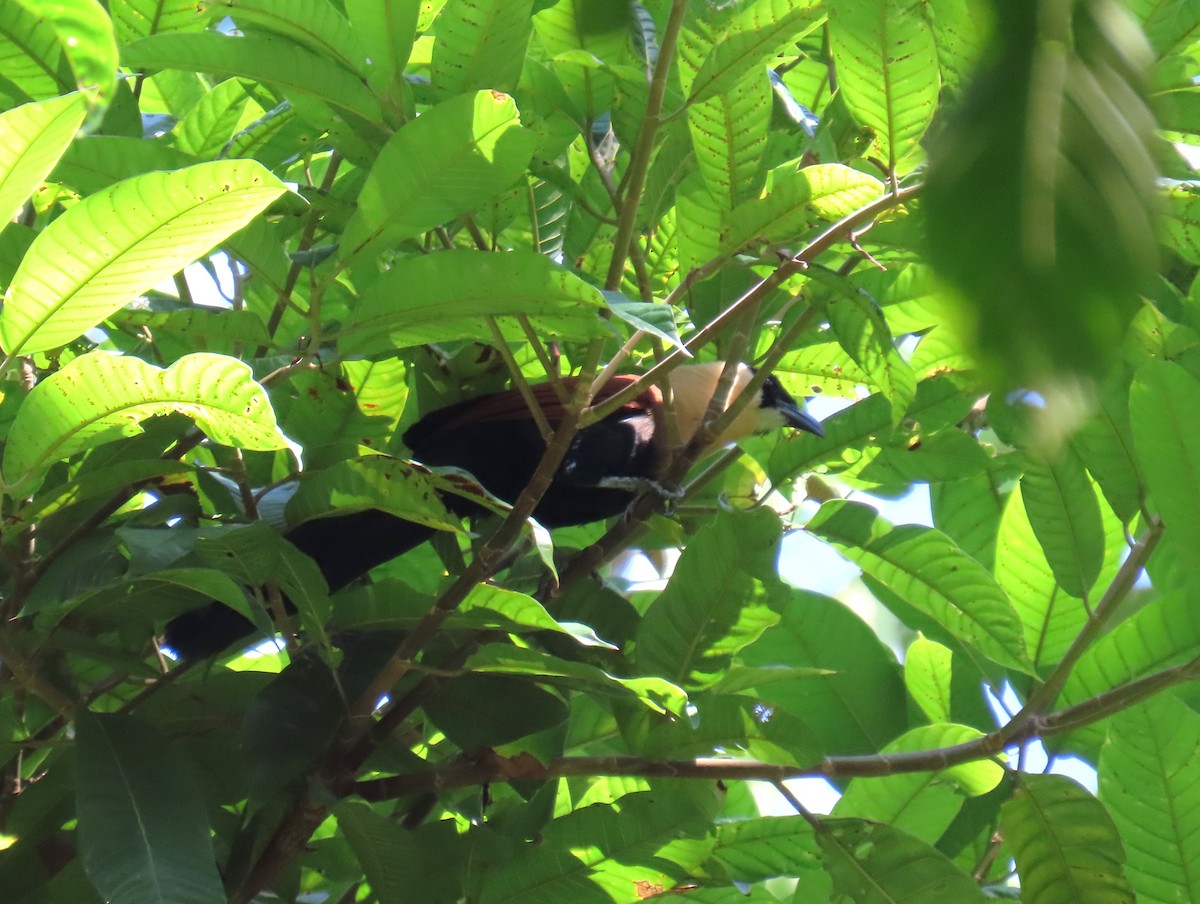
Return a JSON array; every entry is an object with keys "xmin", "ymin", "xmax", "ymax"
[{"xmin": 352, "ymin": 651, "xmax": 1200, "ymax": 802}]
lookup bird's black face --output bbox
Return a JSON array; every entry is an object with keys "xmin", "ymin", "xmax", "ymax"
[{"xmin": 759, "ymin": 375, "xmax": 824, "ymax": 437}]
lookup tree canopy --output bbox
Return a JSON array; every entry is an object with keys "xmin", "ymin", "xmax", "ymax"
[{"xmin": 1, "ymin": 1, "xmax": 1199, "ymax": 902}]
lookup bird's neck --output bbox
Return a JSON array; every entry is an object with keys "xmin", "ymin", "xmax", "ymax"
[{"xmin": 665, "ymin": 363, "xmax": 759, "ymax": 446}]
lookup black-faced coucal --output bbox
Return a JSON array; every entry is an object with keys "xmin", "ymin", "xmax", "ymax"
[{"xmin": 163, "ymin": 362, "xmax": 822, "ymax": 659}]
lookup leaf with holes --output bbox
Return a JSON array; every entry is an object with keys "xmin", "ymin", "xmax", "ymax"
[{"xmin": 828, "ymin": 0, "xmax": 939, "ymax": 173}]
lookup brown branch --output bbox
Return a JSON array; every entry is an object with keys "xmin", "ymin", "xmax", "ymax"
[
  {"xmin": 994, "ymin": 516, "xmax": 1163, "ymax": 746},
  {"xmin": 582, "ymin": 182, "xmax": 922, "ymax": 428},
  {"xmin": 229, "ymin": 341, "xmax": 607, "ymax": 903},
  {"xmin": 603, "ymin": 0, "xmax": 692, "ymax": 291},
  {"xmin": 261, "ymin": 152, "xmax": 343, "ymax": 348},
  {"xmin": 352, "ymin": 651, "xmax": 1200, "ymax": 803}
]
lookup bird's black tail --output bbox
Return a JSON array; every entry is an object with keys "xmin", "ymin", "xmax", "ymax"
[{"xmin": 162, "ymin": 511, "xmax": 437, "ymax": 660}]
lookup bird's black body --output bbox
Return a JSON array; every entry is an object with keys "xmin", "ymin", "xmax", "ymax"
[
  {"xmin": 163, "ymin": 365, "xmax": 821, "ymax": 659},
  {"xmin": 402, "ymin": 375, "xmax": 661, "ymax": 527}
]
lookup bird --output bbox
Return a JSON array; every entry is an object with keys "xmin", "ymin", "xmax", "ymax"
[{"xmin": 162, "ymin": 362, "xmax": 822, "ymax": 659}]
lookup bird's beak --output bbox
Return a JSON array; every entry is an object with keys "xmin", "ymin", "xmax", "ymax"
[{"xmin": 778, "ymin": 401, "xmax": 824, "ymax": 437}]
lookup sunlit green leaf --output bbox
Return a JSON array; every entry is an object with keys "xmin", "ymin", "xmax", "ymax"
[
  {"xmin": 1101, "ymin": 695, "xmax": 1200, "ymax": 904},
  {"xmin": 1, "ymin": 159, "xmax": 285, "ymax": 355},
  {"xmin": 339, "ymin": 90, "xmax": 534, "ymax": 261},
  {"xmin": 1131, "ymin": 360, "xmax": 1200, "ymax": 575},
  {"xmin": 0, "ymin": 92, "xmax": 88, "ymax": 224},
  {"xmin": 806, "ymin": 500, "xmax": 1031, "ymax": 672},
  {"xmin": 124, "ymin": 31, "xmax": 380, "ymax": 120},
  {"xmin": 828, "ymin": 0, "xmax": 940, "ymax": 172},
  {"xmin": 200, "ymin": 0, "xmax": 363, "ymax": 75},
  {"xmin": 432, "ymin": 0, "xmax": 533, "ymax": 95},
  {"xmin": 636, "ymin": 508, "xmax": 782, "ymax": 690},
  {"xmin": 3, "ymin": 352, "xmax": 288, "ymax": 493}
]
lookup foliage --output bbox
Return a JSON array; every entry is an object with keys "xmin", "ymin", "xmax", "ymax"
[{"xmin": 0, "ymin": 1, "xmax": 1198, "ymax": 902}]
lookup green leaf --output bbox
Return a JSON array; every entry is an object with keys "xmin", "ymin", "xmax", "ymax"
[
  {"xmin": 806, "ymin": 500, "xmax": 1032, "ymax": 673},
  {"xmin": 531, "ymin": 0, "xmax": 626, "ymax": 122},
  {"xmin": 51, "ymin": 136, "xmax": 199, "ymax": 196},
  {"xmin": 929, "ymin": 467, "xmax": 1008, "ymax": 570},
  {"xmin": 0, "ymin": 92, "xmax": 88, "ymax": 224},
  {"xmin": 172, "ymin": 76, "xmax": 252, "ymax": 159},
  {"xmin": 1, "ymin": 159, "xmax": 286, "ymax": 355},
  {"xmin": 3, "ymin": 352, "xmax": 288, "ymax": 493},
  {"xmin": 1020, "ymin": 446, "xmax": 1105, "ymax": 598},
  {"xmin": 675, "ymin": 172, "xmax": 725, "ymax": 273},
  {"xmin": 334, "ymin": 800, "xmax": 416, "ymax": 904},
  {"xmin": 1161, "ymin": 180, "xmax": 1200, "ymax": 265},
  {"xmin": 339, "ymin": 90, "xmax": 535, "ymax": 262},
  {"xmin": 333, "ymin": 582, "xmax": 615, "ymax": 647},
  {"xmin": 425, "ymin": 674, "xmax": 568, "ymax": 750},
  {"xmin": 768, "ymin": 392, "xmax": 895, "ymax": 483},
  {"xmin": 467, "ymin": 644, "xmax": 687, "ymax": 716},
  {"xmin": 1131, "ymin": 361, "xmax": 1200, "ymax": 575},
  {"xmin": 200, "ymin": 0, "xmax": 364, "ymax": 76},
  {"xmin": 1002, "ymin": 773, "xmax": 1134, "ymax": 904},
  {"xmin": 866, "ymin": 426, "xmax": 990, "ymax": 484},
  {"xmin": 242, "ymin": 656, "xmax": 343, "ymax": 802},
  {"xmin": 828, "ymin": 0, "xmax": 940, "ymax": 172},
  {"xmin": 1071, "ymin": 379, "xmax": 1141, "ymax": 524},
  {"xmin": 741, "ymin": 590, "xmax": 907, "ymax": 755},
  {"xmin": 686, "ymin": 64, "xmax": 770, "ymax": 208},
  {"xmin": 635, "ymin": 508, "xmax": 782, "ymax": 690},
  {"xmin": 110, "ymin": 0, "xmax": 205, "ymax": 45},
  {"xmin": 1100, "ymin": 695, "xmax": 1200, "ymax": 904},
  {"xmin": 904, "ymin": 635, "xmax": 953, "ymax": 723},
  {"xmin": 712, "ymin": 815, "xmax": 820, "ymax": 883},
  {"xmin": 824, "ymin": 288, "xmax": 916, "ymax": 424},
  {"xmin": 721, "ymin": 163, "xmax": 884, "ymax": 255},
  {"xmin": 432, "ymin": 0, "xmax": 533, "ymax": 95},
  {"xmin": 687, "ymin": 0, "xmax": 823, "ymax": 105},
  {"xmin": 1055, "ymin": 592, "xmax": 1200, "ymax": 757},
  {"xmin": 344, "ymin": 0, "xmax": 421, "ymax": 98},
  {"xmin": 123, "ymin": 31, "xmax": 380, "ymax": 120},
  {"xmin": 0, "ymin": 0, "xmax": 74, "ymax": 101},
  {"xmin": 339, "ymin": 250, "xmax": 608, "ymax": 353},
  {"xmin": 1130, "ymin": 0, "xmax": 1200, "ymax": 58},
  {"xmin": 926, "ymin": 2, "xmax": 1159, "ymax": 382},
  {"xmin": 606, "ymin": 297, "xmax": 685, "ymax": 350},
  {"xmin": 833, "ymin": 724, "xmax": 1004, "ymax": 845},
  {"xmin": 75, "ymin": 710, "xmax": 224, "ymax": 904},
  {"xmin": 35, "ymin": 1, "xmax": 118, "ymax": 111},
  {"xmin": 477, "ymin": 787, "xmax": 719, "ymax": 904},
  {"xmin": 286, "ymin": 456, "xmax": 460, "ymax": 532},
  {"xmin": 818, "ymin": 817, "xmax": 987, "ymax": 903},
  {"xmin": 46, "ymin": 568, "xmax": 251, "ymax": 628},
  {"xmin": 635, "ymin": 695, "xmax": 819, "ymax": 765},
  {"xmin": 995, "ymin": 483, "xmax": 1087, "ymax": 673},
  {"xmin": 335, "ymin": 803, "xmax": 471, "ymax": 904}
]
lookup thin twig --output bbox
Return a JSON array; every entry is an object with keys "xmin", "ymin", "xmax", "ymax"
[
  {"xmin": 261, "ymin": 152, "xmax": 343, "ymax": 350},
  {"xmin": 582, "ymin": 183, "xmax": 922, "ymax": 428},
  {"xmin": 484, "ymin": 317, "xmax": 553, "ymax": 441},
  {"xmin": 604, "ymin": 0, "xmax": 692, "ymax": 291}
]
